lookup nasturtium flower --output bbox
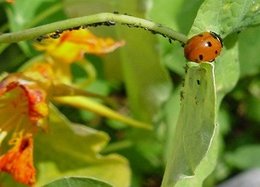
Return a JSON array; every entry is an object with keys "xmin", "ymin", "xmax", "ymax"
[
  {"xmin": 0, "ymin": 73, "xmax": 48, "ymax": 132},
  {"xmin": 35, "ymin": 29, "xmax": 125, "ymax": 64},
  {"xmin": 22, "ymin": 61, "xmax": 55, "ymax": 88},
  {"xmin": 0, "ymin": 73, "xmax": 49, "ymax": 185},
  {"xmin": 0, "ymin": 133, "xmax": 35, "ymax": 186}
]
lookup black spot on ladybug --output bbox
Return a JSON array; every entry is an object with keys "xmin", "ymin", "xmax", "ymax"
[
  {"xmin": 215, "ymin": 50, "xmax": 218, "ymax": 54},
  {"xmin": 198, "ymin": 34, "xmax": 204, "ymax": 37},
  {"xmin": 199, "ymin": 54, "xmax": 203, "ymax": 60},
  {"xmin": 207, "ymin": 41, "xmax": 212, "ymax": 47}
]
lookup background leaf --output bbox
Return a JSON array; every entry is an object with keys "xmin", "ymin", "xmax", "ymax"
[
  {"xmin": 43, "ymin": 177, "xmax": 113, "ymax": 187},
  {"xmin": 34, "ymin": 106, "xmax": 130, "ymax": 187},
  {"xmin": 225, "ymin": 145, "xmax": 260, "ymax": 169}
]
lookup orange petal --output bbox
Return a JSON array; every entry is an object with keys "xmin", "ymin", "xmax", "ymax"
[
  {"xmin": 6, "ymin": 0, "xmax": 15, "ymax": 3},
  {"xmin": 0, "ymin": 133, "xmax": 35, "ymax": 186}
]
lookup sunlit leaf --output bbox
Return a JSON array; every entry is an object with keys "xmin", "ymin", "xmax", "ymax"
[
  {"xmin": 162, "ymin": 63, "xmax": 216, "ymax": 187},
  {"xmin": 34, "ymin": 105, "xmax": 130, "ymax": 187},
  {"xmin": 190, "ymin": 0, "xmax": 260, "ymax": 37}
]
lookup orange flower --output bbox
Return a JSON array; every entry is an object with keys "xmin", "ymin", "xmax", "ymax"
[
  {"xmin": 0, "ymin": 73, "xmax": 48, "ymax": 132},
  {"xmin": 0, "ymin": 73, "xmax": 49, "ymax": 185},
  {"xmin": 35, "ymin": 29, "xmax": 125, "ymax": 64},
  {"xmin": 0, "ymin": 133, "xmax": 35, "ymax": 186},
  {"xmin": 5, "ymin": 0, "xmax": 14, "ymax": 3}
]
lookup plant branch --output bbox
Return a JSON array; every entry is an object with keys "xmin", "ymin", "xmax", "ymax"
[{"xmin": 0, "ymin": 12, "xmax": 188, "ymax": 44}]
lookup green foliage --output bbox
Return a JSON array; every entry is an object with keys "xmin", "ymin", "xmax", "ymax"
[
  {"xmin": 0, "ymin": 0, "xmax": 259, "ymax": 187},
  {"xmin": 43, "ymin": 177, "xmax": 113, "ymax": 187},
  {"xmin": 162, "ymin": 62, "xmax": 217, "ymax": 187},
  {"xmin": 225, "ymin": 145, "xmax": 260, "ymax": 169},
  {"xmin": 34, "ymin": 106, "xmax": 130, "ymax": 187}
]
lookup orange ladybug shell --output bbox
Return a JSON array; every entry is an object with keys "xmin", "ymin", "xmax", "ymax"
[{"xmin": 184, "ymin": 32, "xmax": 223, "ymax": 63}]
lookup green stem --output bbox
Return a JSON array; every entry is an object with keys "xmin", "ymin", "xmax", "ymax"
[
  {"xmin": 101, "ymin": 140, "xmax": 133, "ymax": 154},
  {"xmin": 0, "ymin": 12, "xmax": 188, "ymax": 44}
]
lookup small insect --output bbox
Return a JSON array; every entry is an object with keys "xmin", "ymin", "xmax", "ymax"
[{"xmin": 184, "ymin": 31, "xmax": 223, "ymax": 63}]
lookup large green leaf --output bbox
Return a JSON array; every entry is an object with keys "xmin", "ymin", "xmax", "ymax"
[
  {"xmin": 43, "ymin": 177, "xmax": 113, "ymax": 187},
  {"xmin": 34, "ymin": 106, "xmax": 130, "ymax": 187},
  {"xmin": 114, "ymin": 0, "xmax": 172, "ymax": 123},
  {"xmin": 162, "ymin": 62, "xmax": 217, "ymax": 187},
  {"xmin": 190, "ymin": 0, "xmax": 260, "ymax": 37}
]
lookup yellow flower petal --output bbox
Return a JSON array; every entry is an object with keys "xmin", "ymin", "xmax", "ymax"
[
  {"xmin": 0, "ymin": 74, "xmax": 48, "ymax": 132},
  {"xmin": 34, "ymin": 29, "xmax": 125, "ymax": 64}
]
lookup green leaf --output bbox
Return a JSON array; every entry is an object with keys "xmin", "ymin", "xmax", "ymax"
[
  {"xmin": 238, "ymin": 26, "xmax": 260, "ymax": 77},
  {"xmin": 162, "ymin": 87, "xmax": 181, "ymax": 163},
  {"xmin": 113, "ymin": 0, "xmax": 172, "ymax": 123},
  {"xmin": 225, "ymin": 145, "xmax": 260, "ymax": 169},
  {"xmin": 190, "ymin": 0, "xmax": 260, "ymax": 37},
  {"xmin": 43, "ymin": 177, "xmax": 113, "ymax": 187},
  {"xmin": 215, "ymin": 33, "xmax": 240, "ymax": 105},
  {"xmin": 34, "ymin": 105, "xmax": 130, "ymax": 187},
  {"xmin": 162, "ymin": 63, "xmax": 217, "ymax": 187}
]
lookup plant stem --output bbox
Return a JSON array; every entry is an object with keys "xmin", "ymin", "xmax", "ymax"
[{"xmin": 0, "ymin": 12, "xmax": 188, "ymax": 44}]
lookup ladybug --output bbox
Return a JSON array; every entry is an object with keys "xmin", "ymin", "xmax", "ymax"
[{"xmin": 184, "ymin": 31, "xmax": 223, "ymax": 63}]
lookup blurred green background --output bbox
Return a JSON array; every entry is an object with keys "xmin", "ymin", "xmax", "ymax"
[{"xmin": 0, "ymin": 0, "xmax": 259, "ymax": 187}]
